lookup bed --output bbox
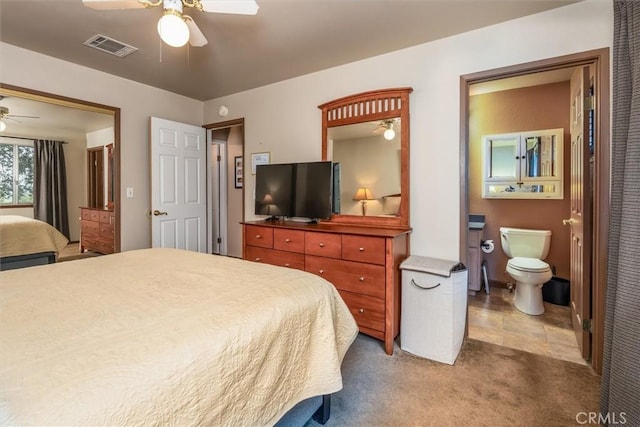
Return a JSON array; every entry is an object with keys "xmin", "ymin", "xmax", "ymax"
[
  {"xmin": 0, "ymin": 215, "xmax": 69, "ymax": 271},
  {"xmin": 0, "ymin": 248, "xmax": 358, "ymax": 426}
]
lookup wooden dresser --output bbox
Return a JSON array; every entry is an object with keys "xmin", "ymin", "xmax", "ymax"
[
  {"xmin": 80, "ymin": 207, "xmax": 115, "ymax": 254},
  {"xmin": 242, "ymin": 220, "xmax": 410, "ymax": 355}
]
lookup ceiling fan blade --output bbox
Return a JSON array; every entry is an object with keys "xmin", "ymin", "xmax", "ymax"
[
  {"xmin": 184, "ymin": 16, "xmax": 209, "ymax": 47},
  {"xmin": 82, "ymin": 0, "xmax": 145, "ymax": 10},
  {"xmin": 372, "ymin": 127, "xmax": 385, "ymax": 135},
  {"xmin": 200, "ymin": 0, "xmax": 259, "ymax": 15},
  {"xmin": 8, "ymin": 114, "xmax": 40, "ymax": 119}
]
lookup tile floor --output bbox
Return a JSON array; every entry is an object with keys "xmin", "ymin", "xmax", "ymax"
[{"xmin": 468, "ymin": 288, "xmax": 587, "ymax": 365}]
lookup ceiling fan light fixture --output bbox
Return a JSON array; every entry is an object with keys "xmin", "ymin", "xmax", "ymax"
[
  {"xmin": 383, "ymin": 127, "xmax": 395, "ymax": 140},
  {"xmin": 0, "ymin": 121, "xmax": 6, "ymax": 132},
  {"xmin": 157, "ymin": 9, "xmax": 190, "ymax": 47}
]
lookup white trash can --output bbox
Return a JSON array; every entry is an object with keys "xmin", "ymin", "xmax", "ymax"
[{"xmin": 400, "ymin": 256, "xmax": 468, "ymax": 365}]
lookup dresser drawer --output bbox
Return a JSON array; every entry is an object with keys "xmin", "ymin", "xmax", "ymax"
[
  {"xmin": 305, "ymin": 255, "xmax": 385, "ymax": 299},
  {"xmin": 342, "ymin": 235, "xmax": 386, "ymax": 265},
  {"xmin": 305, "ymin": 231, "xmax": 341, "ymax": 259},
  {"xmin": 245, "ymin": 246, "xmax": 305, "ymax": 270},
  {"xmin": 81, "ymin": 209, "xmax": 92, "ymax": 221},
  {"xmin": 99, "ymin": 211, "xmax": 114, "ymax": 224},
  {"xmin": 338, "ymin": 290, "xmax": 385, "ymax": 333},
  {"xmin": 245, "ymin": 225, "xmax": 274, "ymax": 248},
  {"xmin": 273, "ymin": 229, "xmax": 305, "ymax": 253},
  {"xmin": 99, "ymin": 222, "xmax": 114, "ymax": 237},
  {"xmin": 81, "ymin": 220, "xmax": 99, "ymax": 234}
]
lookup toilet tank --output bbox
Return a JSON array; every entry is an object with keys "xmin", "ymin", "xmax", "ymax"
[{"xmin": 499, "ymin": 227, "xmax": 552, "ymax": 259}]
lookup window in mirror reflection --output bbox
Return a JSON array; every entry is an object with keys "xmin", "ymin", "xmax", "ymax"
[{"xmin": 328, "ymin": 119, "xmax": 402, "ymax": 216}]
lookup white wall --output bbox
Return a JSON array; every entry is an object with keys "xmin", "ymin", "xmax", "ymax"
[
  {"xmin": 203, "ymin": 0, "xmax": 612, "ymax": 260},
  {"xmin": 0, "ymin": 43, "xmax": 204, "ymax": 250}
]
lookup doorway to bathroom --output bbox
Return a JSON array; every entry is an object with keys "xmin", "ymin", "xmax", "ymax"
[{"xmin": 460, "ymin": 49, "xmax": 610, "ymax": 374}]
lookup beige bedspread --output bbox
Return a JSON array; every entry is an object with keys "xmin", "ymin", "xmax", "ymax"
[
  {"xmin": 0, "ymin": 215, "xmax": 68, "ymax": 258},
  {"xmin": 0, "ymin": 248, "xmax": 358, "ymax": 426}
]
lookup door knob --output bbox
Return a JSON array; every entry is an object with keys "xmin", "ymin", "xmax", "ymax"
[
  {"xmin": 562, "ymin": 218, "xmax": 575, "ymax": 225},
  {"xmin": 153, "ymin": 209, "xmax": 168, "ymax": 216}
]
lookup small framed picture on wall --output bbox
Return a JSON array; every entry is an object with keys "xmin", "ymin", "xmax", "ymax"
[
  {"xmin": 234, "ymin": 156, "xmax": 243, "ymax": 188},
  {"xmin": 251, "ymin": 152, "xmax": 270, "ymax": 174}
]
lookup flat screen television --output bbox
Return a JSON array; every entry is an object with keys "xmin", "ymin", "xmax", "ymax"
[{"xmin": 255, "ymin": 161, "xmax": 334, "ymax": 221}]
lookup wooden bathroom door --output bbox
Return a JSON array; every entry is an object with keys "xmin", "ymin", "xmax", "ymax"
[{"xmin": 568, "ymin": 66, "xmax": 591, "ymax": 360}]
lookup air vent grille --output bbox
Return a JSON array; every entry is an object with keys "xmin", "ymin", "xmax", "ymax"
[{"xmin": 83, "ymin": 34, "xmax": 138, "ymax": 58}]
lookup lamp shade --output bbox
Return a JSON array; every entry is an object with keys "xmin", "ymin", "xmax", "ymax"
[
  {"xmin": 157, "ymin": 10, "xmax": 190, "ymax": 47},
  {"xmin": 353, "ymin": 187, "xmax": 374, "ymax": 201}
]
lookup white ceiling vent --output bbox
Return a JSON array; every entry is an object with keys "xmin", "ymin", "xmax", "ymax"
[{"xmin": 83, "ymin": 34, "xmax": 138, "ymax": 58}]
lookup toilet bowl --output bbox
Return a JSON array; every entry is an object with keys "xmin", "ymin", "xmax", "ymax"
[
  {"xmin": 506, "ymin": 257, "xmax": 552, "ymax": 315},
  {"xmin": 500, "ymin": 227, "xmax": 552, "ymax": 316}
]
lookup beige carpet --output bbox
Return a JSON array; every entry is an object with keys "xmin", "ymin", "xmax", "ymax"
[{"xmin": 307, "ymin": 334, "xmax": 600, "ymax": 426}]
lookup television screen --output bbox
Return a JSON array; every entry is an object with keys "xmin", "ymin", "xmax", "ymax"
[
  {"xmin": 292, "ymin": 161, "xmax": 333, "ymax": 220},
  {"xmin": 254, "ymin": 161, "xmax": 334, "ymax": 221},
  {"xmin": 254, "ymin": 163, "xmax": 294, "ymax": 218}
]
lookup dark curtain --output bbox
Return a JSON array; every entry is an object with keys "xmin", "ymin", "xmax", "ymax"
[
  {"xmin": 600, "ymin": 1, "xmax": 640, "ymax": 424},
  {"xmin": 33, "ymin": 139, "xmax": 70, "ymax": 239}
]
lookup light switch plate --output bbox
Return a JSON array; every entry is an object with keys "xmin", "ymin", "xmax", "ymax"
[{"xmin": 126, "ymin": 187, "xmax": 134, "ymax": 198}]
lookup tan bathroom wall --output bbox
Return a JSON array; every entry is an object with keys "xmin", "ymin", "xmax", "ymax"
[{"xmin": 469, "ymin": 81, "xmax": 571, "ymax": 285}]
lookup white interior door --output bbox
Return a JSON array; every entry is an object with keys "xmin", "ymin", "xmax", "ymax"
[
  {"xmin": 208, "ymin": 140, "xmax": 227, "ymax": 255},
  {"xmin": 151, "ymin": 117, "xmax": 207, "ymax": 252}
]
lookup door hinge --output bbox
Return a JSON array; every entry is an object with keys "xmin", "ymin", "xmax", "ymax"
[
  {"xmin": 582, "ymin": 318, "xmax": 592, "ymax": 333},
  {"xmin": 217, "ymin": 237, "xmax": 222, "ymax": 244},
  {"xmin": 217, "ymin": 155, "xmax": 222, "ymax": 162},
  {"xmin": 585, "ymin": 96, "xmax": 594, "ymax": 112}
]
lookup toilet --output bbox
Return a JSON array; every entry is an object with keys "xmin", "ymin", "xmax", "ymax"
[{"xmin": 499, "ymin": 227, "xmax": 553, "ymax": 315}]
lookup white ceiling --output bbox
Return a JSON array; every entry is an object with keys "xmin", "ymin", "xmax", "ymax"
[
  {"xmin": 0, "ymin": 95, "xmax": 114, "ymax": 142},
  {"xmin": 0, "ymin": 0, "xmax": 580, "ymax": 101}
]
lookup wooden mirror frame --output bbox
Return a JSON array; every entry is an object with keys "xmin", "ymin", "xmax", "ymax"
[{"xmin": 319, "ymin": 87, "xmax": 412, "ymax": 228}]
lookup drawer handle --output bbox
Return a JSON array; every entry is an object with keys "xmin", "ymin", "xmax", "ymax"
[
  {"xmin": 358, "ymin": 308, "xmax": 365, "ymax": 314},
  {"xmin": 285, "ymin": 238, "xmax": 291, "ymax": 243},
  {"xmin": 319, "ymin": 269, "xmax": 325, "ymax": 274},
  {"xmin": 319, "ymin": 242, "xmax": 325, "ymax": 247},
  {"xmin": 284, "ymin": 263, "xmax": 290, "ymax": 267},
  {"xmin": 359, "ymin": 247, "xmax": 365, "ymax": 252},
  {"xmin": 256, "ymin": 235, "xmax": 262, "ymax": 239},
  {"xmin": 359, "ymin": 276, "xmax": 365, "ymax": 282},
  {"xmin": 255, "ymin": 257, "xmax": 261, "ymax": 261}
]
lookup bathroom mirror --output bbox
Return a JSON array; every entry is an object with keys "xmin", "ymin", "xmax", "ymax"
[
  {"xmin": 320, "ymin": 87, "xmax": 412, "ymax": 227},
  {"xmin": 482, "ymin": 128, "xmax": 563, "ymax": 199}
]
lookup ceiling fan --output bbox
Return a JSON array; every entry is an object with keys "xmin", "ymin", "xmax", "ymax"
[
  {"xmin": 82, "ymin": 0, "xmax": 259, "ymax": 48},
  {"xmin": 0, "ymin": 106, "xmax": 40, "ymax": 131},
  {"xmin": 372, "ymin": 118, "xmax": 400, "ymax": 141}
]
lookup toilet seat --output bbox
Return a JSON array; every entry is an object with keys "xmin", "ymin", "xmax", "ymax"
[{"xmin": 507, "ymin": 257, "xmax": 550, "ymax": 273}]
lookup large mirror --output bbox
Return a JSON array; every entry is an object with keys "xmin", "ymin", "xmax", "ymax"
[
  {"xmin": 0, "ymin": 83, "xmax": 120, "ymax": 250},
  {"xmin": 320, "ymin": 88, "xmax": 412, "ymax": 228}
]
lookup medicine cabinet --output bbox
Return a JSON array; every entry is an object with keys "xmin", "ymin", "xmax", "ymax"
[{"xmin": 482, "ymin": 128, "xmax": 563, "ymax": 199}]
